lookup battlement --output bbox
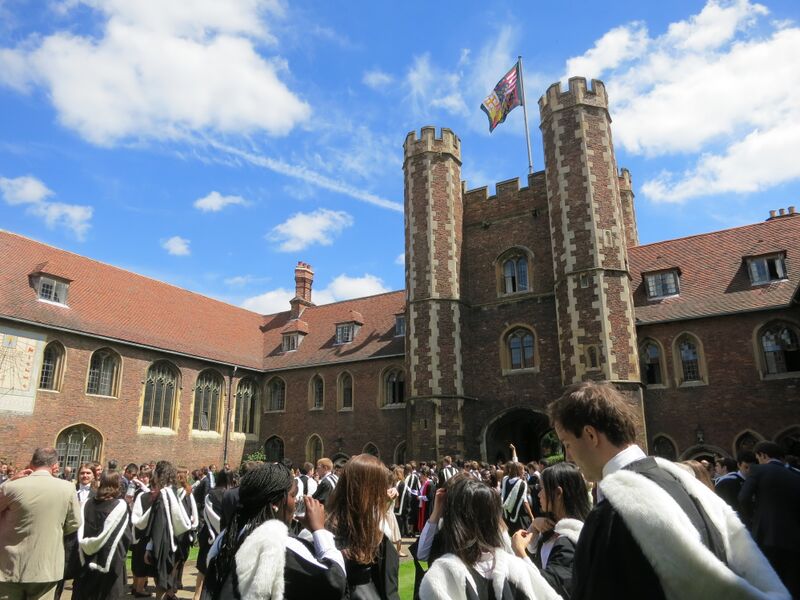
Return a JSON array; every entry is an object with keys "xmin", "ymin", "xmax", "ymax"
[
  {"xmin": 404, "ymin": 126, "xmax": 461, "ymax": 162},
  {"xmin": 538, "ymin": 77, "xmax": 608, "ymax": 121},
  {"xmin": 462, "ymin": 171, "xmax": 547, "ymax": 224},
  {"xmin": 619, "ymin": 168, "xmax": 632, "ymax": 191}
]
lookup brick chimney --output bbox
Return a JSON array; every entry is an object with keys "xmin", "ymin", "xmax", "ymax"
[{"xmin": 290, "ymin": 262, "xmax": 314, "ymax": 318}]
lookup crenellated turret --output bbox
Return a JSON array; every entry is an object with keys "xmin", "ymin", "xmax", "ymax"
[{"xmin": 618, "ymin": 168, "xmax": 639, "ymax": 247}]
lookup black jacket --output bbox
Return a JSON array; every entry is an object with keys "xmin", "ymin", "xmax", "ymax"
[{"xmin": 739, "ymin": 461, "xmax": 800, "ymax": 552}]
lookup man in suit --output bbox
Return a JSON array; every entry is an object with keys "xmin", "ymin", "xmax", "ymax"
[
  {"xmin": 548, "ymin": 382, "xmax": 789, "ymax": 600},
  {"xmin": 0, "ymin": 447, "xmax": 81, "ymax": 600},
  {"xmin": 312, "ymin": 458, "xmax": 338, "ymax": 505},
  {"xmin": 739, "ymin": 440, "xmax": 800, "ymax": 598}
]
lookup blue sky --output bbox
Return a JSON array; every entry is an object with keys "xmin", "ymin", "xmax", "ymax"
[{"xmin": 1, "ymin": 0, "xmax": 799, "ymax": 313}]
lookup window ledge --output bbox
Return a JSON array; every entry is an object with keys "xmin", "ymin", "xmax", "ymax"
[
  {"xmin": 382, "ymin": 403, "xmax": 406, "ymax": 410},
  {"xmin": 230, "ymin": 432, "xmax": 259, "ymax": 441},
  {"xmin": 677, "ymin": 380, "xmax": 707, "ymax": 388},
  {"xmin": 643, "ymin": 383, "xmax": 669, "ymax": 390},
  {"xmin": 191, "ymin": 430, "xmax": 222, "ymax": 439},
  {"xmin": 37, "ymin": 388, "xmax": 60, "ymax": 394},
  {"xmin": 338, "ymin": 407, "xmax": 354, "ymax": 412},
  {"xmin": 264, "ymin": 409, "xmax": 285, "ymax": 414},
  {"xmin": 762, "ymin": 371, "xmax": 800, "ymax": 381},
  {"xmin": 309, "ymin": 407, "xmax": 324, "ymax": 412},
  {"xmin": 37, "ymin": 298, "xmax": 69, "ymax": 308},
  {"xmin": 750, "ymin": 278, "xmax": 788, "ymax": 287},
  {"xmin": 85, "ymin": 393, "xmax": 118, "ymax": 399},
  {"xmin": 502, "ymin": 366, "xmax": 540, "ymax": 376},
  {"xmin": 139, "ymin": 426, "xmax": 177, "ymax": 436}
]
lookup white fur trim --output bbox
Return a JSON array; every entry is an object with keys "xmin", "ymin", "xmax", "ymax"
[
  {"xmin": 419, "ymin": 550, "xmax": 561, "ymax": 600},
  {"xmin": 235, "ymin": 519, "xmax": 287, "ymax": 600},
  {"xmin": 600, "ymin": 459, "xmax": 789, "ymax": 600},
  {"xmin": 78, "ymin": 499, "xmax": 129, "ymax": 573},
  {"xmin": 553, "ymin": 518, "xmax": 582, "ymax": 545}
]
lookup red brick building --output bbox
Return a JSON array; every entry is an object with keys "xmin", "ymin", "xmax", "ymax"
[{"xmin": 1, "ymin": 77, "xmax": 798, "ymax": 470}]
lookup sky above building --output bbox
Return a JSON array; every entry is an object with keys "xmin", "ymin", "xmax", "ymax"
[{"xmin": 1, "ymin": 0, "xmax": 798, "ymax": 314}]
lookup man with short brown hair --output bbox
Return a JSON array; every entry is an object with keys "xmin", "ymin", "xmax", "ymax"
[
  {"xmin": 0, "ymin": 447, "xmax": 81, "ymax": 600},
  {"xmin": 312, "ymin": 458, "xmax": 338, "ymax": 505},
  {"xmin": 549, "ymin": 381, "xmax": 789, "ymax": 600}
]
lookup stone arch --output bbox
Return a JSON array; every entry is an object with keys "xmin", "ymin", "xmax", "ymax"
[
  {"xmin": 393, "ymin": 440, "xmax": 407, "ymax": 466},
  {"xmin": 481, "ymin": 406, "xmax": 551, "ymax": 464},
  {"xmin": 363, "ymin": 442, "xmax": 380, "ymax": 458},
  {"xmin": 494, "ymin": 246, "xmax": 534, "ymax": 296},
  {"xmin": 54, "ymin": 423, "xmax": 103, "ymax": 473},
  {"xmin": 775, "ymin": 425, "xmax": 800, "ymax": 457},
  {"xmin": 263, "ymin": 435, "xmax": 284, "ymax": 463},
  {"xmin": 732, "ymin": 429, "xmax": 764, "ymax": 456},
  {"xmin": 650, "ymin": 433, "xmax": 678, "ymax": 460},
  {"xmin": 306, "ymin": 434, "xmax": 324, "ymax": 465},
  {"xmin": 331, "ymin": 453, "xmax": 349, "ymax": 468},
  {"xmin": 679, "ymin": 444, "xmax": 729, "ymax": 461}
]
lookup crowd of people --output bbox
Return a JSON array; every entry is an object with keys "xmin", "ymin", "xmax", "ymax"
[{"xmin": 1, "ymin": 381, "xmax": 799, "ymax": 600}]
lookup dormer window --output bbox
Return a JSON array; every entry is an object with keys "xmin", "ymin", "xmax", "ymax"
[
  {"xmin": 395, "ymin": 316, "xmax": 406, "ymax": 337},
  {"xmin": 336, "ymin": 323, "xmax": 357, "ymax": 344},
  {"xmin": 747, "ymin": 253, "xmax": 786, "ymax": 285},
  {"xmin": 644, "ymin": 270, "xmax": 679, "ymax": 299},
  {"xmin": 282, "ymin": 333, "xmax": 300, "ymax": 352},
  {"xmin": 37, "ymin": 276, "xmax": 69, "ymax": 305}
]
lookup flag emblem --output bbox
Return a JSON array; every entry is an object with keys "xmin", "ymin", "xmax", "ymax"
[{"xmin": 480, "ymin": 61, "xmax": 522, "ymax": 132}]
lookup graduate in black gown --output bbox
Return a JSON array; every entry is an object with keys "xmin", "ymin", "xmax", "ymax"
[
  {"xmin": 203, "ymin": 462, "xmax": 347, "ymax": 600},
  {"xmin": 129, "ymin": 467, "xmax": 152, "ymax": 597},
  {"xmin": 174, "ymin": 466, "xmax": 199, "ymax": 593},
  {"xmin": 194, "ymin": 468, "xmax": 233, "ymax": 600},
  {"xmin": 72, "ymin": 471, "xmax": 132, "ymax": 600},
  {"xmin": 326, "ymin": 454, "xmax": 400, "ymax": 600}
]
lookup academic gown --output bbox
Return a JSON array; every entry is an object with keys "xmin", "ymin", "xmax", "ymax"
[
  {"xmin": 197, "ymin": 487, "xmax": 225, "ymax": 575},
  {"xmin": 130, "ymin": 490, "xmax": 154, "ymax": 577},
  {"xmin": 341, "ymin": 534, "xmax": 400, "ymax": 600},
  {"xmin": 416, "ymin": 480, "xmax": 435, "ymax": 533},
  {"xmin": 72, "ymin": 498, "xmax": 131, "ymax": 600}
]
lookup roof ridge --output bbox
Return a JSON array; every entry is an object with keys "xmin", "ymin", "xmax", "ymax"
[
  {"xmin": 634, "ymin": 218, "xmax": 798, "ymax": 250},
  {"xmin": 0, "ymin": 229, "xmax": 264, "ymax": 318},
  {"xmin": 259, "ymin": 289, "xmax": 406, "ymax": 318}
]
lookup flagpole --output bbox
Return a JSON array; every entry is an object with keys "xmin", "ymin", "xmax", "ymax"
[{"xmin": 517, "ymin": 55, "xmax": 534, "ymax": 175}]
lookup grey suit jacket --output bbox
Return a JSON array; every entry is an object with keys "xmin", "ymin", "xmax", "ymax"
[{"xmin": 0, "ymin": 470, "xmax": 82, "ymax": 583}]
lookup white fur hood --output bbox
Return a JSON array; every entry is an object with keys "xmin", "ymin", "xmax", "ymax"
[
  {"xmin": 553, "ymin": 518, "xmax": 582, "ymax": 545},
  {"xmin": 419, "ymin": 549, "xmax": 562, "ymax": 600},
  {"xmin": 235, "ymin": 519, "xmax": 288, "ymax": 600},
  {"xmin": 599, "ymin": 457, "xmax": 790, "ymax": 600}
]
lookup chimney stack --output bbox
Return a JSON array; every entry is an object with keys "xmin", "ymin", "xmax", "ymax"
[
  {"xmin": 779, "ymin": 208, "xmax": 787, "ymax": 216},
  {"xmin": 290, "ymin": 262, "xmax": 314, "ymax": 318},
  {"xmin": 769, "ymin": 210, "xmax": 777, "ymax": 219},
  {"xmin": 790, "ymin": 206, "xmax": 796, "ymax": 215}
]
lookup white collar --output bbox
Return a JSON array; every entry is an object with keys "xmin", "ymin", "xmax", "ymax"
[{"xmin": 602, "ymin": 445, "xmax": 647, "ymax": 480}]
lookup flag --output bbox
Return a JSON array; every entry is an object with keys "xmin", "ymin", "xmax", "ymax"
[{"xmin": 480, "ymin": 61, "xmax": 522, "ymax": 132}]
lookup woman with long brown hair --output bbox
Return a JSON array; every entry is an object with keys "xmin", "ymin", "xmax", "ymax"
[{"xmin": 326, "ymin": 454, "xmax": 400, "ymax": 600}]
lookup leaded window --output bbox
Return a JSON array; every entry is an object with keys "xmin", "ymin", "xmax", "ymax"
[
  {"xmin": 267, "ymin": 378, "xmax": 286, "ymax": 412},
  {"xmin": 340, "ymin": 372, "xmax": 353, "ymax": 409},
  {"xmin": 678, "ymin": 337, "xmax": 701, "ymax": 382},
  {"xmin": 86, "ymin": 349, "xmax": 120, "ymax": 396},
  {"xmin": 645, "ymin": 271, "xmax": 679, "ymax": 299},
  {"xmin": 38, "ymin": 276, "xmax": 69, "ymax": 305},
  {"xmin": 264, "ymin": 436, "xmax": 285, "ymax": 462},
  {"xmin": 311, "ymin": 375, "xmax": 324, "ymax": 410},
  {"xmin": 748, "ymin": 254, "xmax": 786, "ymax": 285},
  {"xmin": 193, "ymin": 370, "xmax": 223, "ymax": 431},
  {"xmin": 507, "ymin": 328, "xmax": 535, "ymax": 370},
  {"xmin": 39, "ymin": 341, "xmax": 64, "ymax": 390},
  {"xmin": 640, "ymin": 342, "xmax": 663, "ymax": 385},
  {"xmin": 234, "ymin": 378, "xmax": 258, "ymax": 434},
  {"xmin": 306, "ymin": 435, "xmax": 323, "ymax": 464},
  {"xmin": 384, "ymin": 369, "xmax": 405, "ymax": 406},
  {"xmin": 142, "ymin": 362, "xmax": 178, "ymax": 428},
  {"xmin": 56, "ymin": 425, "xmax": 102, "ymax": 473},
  {"xmin": 503, "ymin": 256, "xmax": 529, "ymax": 294},
  {"xmin": 761, "ymin": 324, "xmax": 800, "ymax": 374}
]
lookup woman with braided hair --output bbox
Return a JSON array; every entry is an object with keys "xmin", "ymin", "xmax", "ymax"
[
  {"xmin": 326, "ymin": 454, "xmax": 400, "ymax": 600},
  {"xmin": 202, "ymin": 462, "xmax": 346, "ymax": 600}
]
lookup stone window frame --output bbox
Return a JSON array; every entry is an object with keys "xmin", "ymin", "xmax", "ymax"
[
  {"xmin": 38, "ymin": 340, "xmax": 66, "ymax": 392},
  {"xmin": 37, "ymin": 275, "xmax": 70, "ymax": 306},
  {"xmin": 265, "ymin": 376, "xmax": 287, "ymax": 413},
  {"xmin": 746, "ymin": 253, "xmax": 787, "ymax": 286},
  {"xmin": 282, "ymin": 333, "xmax": 299, "ymax": 353},
  {"xmin": 639, "ymin": 338, "xmax": 668, "ymax": 389},
  {"xmin": 264, "ymin": 435, "xmax": 285, "ymax": 462},
  {"xmin": 672, "ymin": 332, "xmax": 708, "ymax": 387},
  {"xmin": 85, "ymin": 347, "xmax": 122, "ymax": 398},
  {"xmin": 233, "ymin": 376, "xmax": 260, "ymax": 436},
  {"xmin": 337, "ymin": 371, "xmax": 354, "ymax": 412},
  {"xmin": 643, "ymin": 269, "xmax": 680, "ymax": 300},
  {"xmin": 140, "ymin": 360, "xmax": 181, "ymax": 432},
  {"xmin": 650, "ymin": 433, "xmax": 678, "ymax": 461},
  {"xmin": 379, "ymin": 365, "xmax": 406, "ymax": 409},
  {"xmin": 363, "ymin": 442, "xmax": 380, "ymax": 458},
  {"xmin": 308, "ymin": 373, "xmax": 325, "ymax": 411},
  {"xmin": 335, "ymin": 323, "xmax": 358, "ymax": 345},
  {"xmin": 732, "ymin": 428, "xmax": 764, "ymax": 458},
  {"xmin": 306, "ymin": 433, "xmax": 324, "ymax": 464},
  {"xmin": 585, "ymin": 345, "xmax": 602, "ymax": 372},
  {"xmin": 754, "ymin": 319, "xmax": 800, "ymax": 380},
  {"xmin": 495, "ymin": 247, "xmax": 534, "ymax": 297},
  {"xmin": 499, "ymin": 323, "xmax": 539, "ymax": 375},
  {"xmin": 191, "ymin": 368, "xmax": 225, "ymax": 434}
]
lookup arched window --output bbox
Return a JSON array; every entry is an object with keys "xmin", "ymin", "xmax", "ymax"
[
  {"xmin": 640, "ymin": 341, "xmax": 663, "ymax": 386},
  {"xmin": 55, "ymin": 425, "xmax": 102, "ymax": 473},
  {"xmin": 586, "ymin": 345, "xmax": 600, "ymax": 371},
  {"xmin": 193, "ymin": 370, "xmax": 223, "ymax": 432},
  {"xmin": 734, "ymin": 431, "xmax": 762, "ymax": 455},
  {"xmin": 266, "ymin": 377, "xmax": 286, "ymax": 412},
  {"xmin": 363, "ymin": 442, "xmax": 380, "ymax": 458},
  {"xmin": 776, "ymin": 426, "xmax": 800, "ymax": 458},
  {"xmin": 141, "ymin": 361, "xmax": 179, "ymax": 429},
  {"xmin": 383, "ymin": 368, "xmax": 405, "ymax": 406},
  {"xmin": 310, "ymin": 375, "xmax": 324, "ymax": 410},
  {"xmin": 264, "ymin": 436, "xmax": 284, "ymax": 463},
  {"xmin": 86, "ymin": 348, "xmax": 121, "ymax": 397},
  {"xmin": 761, "ymin": 323, "xmax": 800, "ymax": 374},
  {"xmin": 651, "ymin": 435, "xmax": 677, "ymax": 461},
  {"xmin": 675, "ymin": 334, "xmax": 704, "ymax": 384},
  {"xmin": 394, "ymin": 441, "xmax": 406, "ymax": 465},
  {"xmin": 506, "ymin": 328, "xmax": 535, "ymax": 370},
  {"xmin": 39, "ymin": 341, "xmax": 65, "ymax": 391},
  {"xmin": 502, "ymin": 255, "xmax": 529, "ymax": 294},
  {"xmin": 306, "ymin": 434, "xmax": 324, "ymax": 464},
  {"xmin": 338, "ymin": 372, "xmax": 353, "ymax": 410},
  {"xmin": 234, "ymin": 377, "xmax": 259, "ymax": 434}
]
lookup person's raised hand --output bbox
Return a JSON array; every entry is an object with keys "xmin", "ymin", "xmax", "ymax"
[
  {"xmin": 430, "ymin": 487, "xmax": 447, "ymax": 522},
  {"xmin": 511, "ymin": 530, "xmax": 531, "ymax": 558},
  {"xmin": 299, "ymin": 496, "xmax": 326, "ymax": 532},
  {"xmin": 531, "ymin": 516, "xmax": 555, "ymax": 534}
]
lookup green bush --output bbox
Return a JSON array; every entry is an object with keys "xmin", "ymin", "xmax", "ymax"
[
  {"xmin": 243, "ymin": 449, "xmax": 266, "ymax": 463},
  {"xmin": 543, "ymin": 453, "xmax": 565, "ymax": 466}
]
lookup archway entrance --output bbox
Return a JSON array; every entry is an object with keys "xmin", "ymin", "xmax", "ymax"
[
  {"xmin": 483, "ymin": 408, "xmax": 551, "ymax": 464},
  {"xmin": 55, "ymin": 424, "xmax": 103, "ymax": 473}
]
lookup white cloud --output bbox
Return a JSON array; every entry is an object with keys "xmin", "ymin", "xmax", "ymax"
[
  {"xmin": 225, "ymin": 275, "xmax": 255, "ymax": 286},
  {"xmin": 406, "ymin": 53, "xmax": 468, "ymax": 117},
  {"xmin": 363, "ymin": 69, "xmax": 393, "ymax": 90},
  {"xmin": 193, "ymin": 190, "xmax": 248, "ymax": 212},
  {"xmin": 0, "ymin": 175, "xmax": 53, "ymax": 204},
  {"xmin": 563, "ymin": 23, "xmax": 649, "ymax": 81},
  {"xmin": 563, "ymin": 0, "xmax": 800, "ymax": 203},
  {"xmin": 0, "ymin": 0, "xmax": 310, "ymax": 145},
  {"xmin": 267, "ymin": 208, "xmax": 353, "ymax": 252},
  {"xmin": 241, "ymin": 274, "xmax": 389, "ymax": 314},
  {"xmin": 162, "ymin": 235, "xmax": 191, "ymax": 256},
  {"xmin": 0, "ymin": 175, "xmax": 92, "ymax": 239},
  {"xmin": 395, "ymin": 253, "xmax": 404, "ymax": 266}
]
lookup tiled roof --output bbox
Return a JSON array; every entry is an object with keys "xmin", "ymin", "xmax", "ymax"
[
  {"xmin": 629, "ymin": 216, "xmax": 800, "ymax": 324},
  {"xmin": 261, "ymin": 291, "xmax": 406, "ymax": 370}
]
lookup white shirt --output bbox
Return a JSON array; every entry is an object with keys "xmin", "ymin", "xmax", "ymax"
[
  {"xmin": 598, "ymin": 444, "xmax": 646, "ymax": 502},
  {"xmin": 77, "ymin": 484, "xmax": 92, "ymax": 505}
]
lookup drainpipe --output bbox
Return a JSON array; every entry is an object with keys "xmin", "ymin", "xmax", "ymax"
[{"xmin": 223, "ymin": 365, "xmax": 238, "ymax": 465}]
